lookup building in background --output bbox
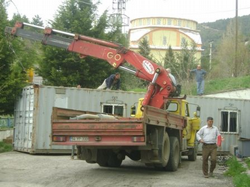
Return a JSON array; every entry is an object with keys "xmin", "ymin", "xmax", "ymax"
[{"xmin": 129, "ymin": 17, "xmax": 203, "ymax": 64}]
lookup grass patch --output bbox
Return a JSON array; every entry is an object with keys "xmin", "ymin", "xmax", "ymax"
[
  {"xmin": 224, "ymin": 156, "xmax": 250, "ymax": 187},
  {"xmin": 233, "ymin": 173, "xmax": 250, "ymax": 187},
  {"xmin": 128, "ymin": 75, "xmax": 250, "ymax": 96},
  {"xmin": 128, "ymin": 88, "xmax": 147, "ymax": 92},
  {"xmin": 0, "ymin": 127, "xmax": 13, "ymax": 131},
  {"xmin": 224, "ymin": 157, "xmax": 246, "ymax": 176},
  {"xmin": 201, "ymin": 76, "xmax": 250, "ymax": 95},
  {"xmin": 0, "ymin": 141, "xmax": 13, "ymax": 153},
  {"xmin": 245, "ymin": 158, "xmax": 250, "ymax": 169}
]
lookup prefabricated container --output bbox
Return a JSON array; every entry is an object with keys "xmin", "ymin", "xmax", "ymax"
[
  {"xmin": 13, "ymin": 85, "xmax": 145, "ymax": 154},
  {"xmin": 186, "ymin": 95, "xmax": 250, "ymax": 156}
]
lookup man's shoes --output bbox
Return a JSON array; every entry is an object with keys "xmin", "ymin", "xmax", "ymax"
[
  {"xmin": 209, "ymin": 172, "xmax": 214, "ymax": 177},
  {"xmin": 204, "ymin": 175, "xmax": 209, "ymax": 178}
]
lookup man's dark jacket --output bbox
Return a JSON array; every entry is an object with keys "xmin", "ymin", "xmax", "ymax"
[{"xmin": 105, "ymin": 74, "xmax": 120, "ymax": 89}]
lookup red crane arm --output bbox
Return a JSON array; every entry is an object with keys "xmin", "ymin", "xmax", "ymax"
[{"xmin": 5, "ymin": 22, "xmax": 175, "ymax": 109}]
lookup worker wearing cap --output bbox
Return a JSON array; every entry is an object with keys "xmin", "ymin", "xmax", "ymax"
[{"xmin": 196, "ymin": 117, "xmax": 221, "ymax": 178}]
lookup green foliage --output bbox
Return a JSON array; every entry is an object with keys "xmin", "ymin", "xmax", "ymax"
[
  {"xmin": 199, "ymin": 15, "xmax": 250, "ymax": 80},
  {"xmin": 203, "ymin": 76, "xmax": 250, "ymax": 95},
  {"xmin": 198, "ymin": 15, "xmax": 250, "ymax": 52},
  {"xmin": 0, "ymin": 141, "xmax": 13, "ymax": 153},
  {"xmin": 37, "ymin": 0, "xmax": 127, "ymax": 88},
  {"xmin": 182, "ymin": 75, "xmax": 250, "ymax": 95},
  {"xmin": 31, "ymin": 15, "xmax": 43, "ymax": 26},
  {"xmin": 224, "ymin": 157, "xmax": 246, "ymax": 177},
  {"xmin": 138, "ymin": 37, "xmax": 153, "ymax": 61},
  {"xmin": 245, "ymin": 158, "xmax": 250, "ymax": 169},
  {"xmin": 224, "ymin": 156, "xmax": 250, "ymax": 187},
  {"xmin": 164, "ymin": 45, "xmax": 175, "ymax": 68},
  {"xmin": 233, "ymin": 173, "xmax": 250, "ymax": 187},
  {"xmin": 0, "ymin": 1, "xmax": 30, "ymax": 114}
]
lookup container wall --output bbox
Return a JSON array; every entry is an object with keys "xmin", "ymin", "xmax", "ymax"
[
  {"xmin": 14, "ymin": 86, "xmax": 34, "ymax": 152},
  {"xmin": 14, "ymin": 85, "xmax": 145, "ymax": 154},
  {"xmin": 187, "ymin": 96, "xmax": 250, "ymax": 153}
]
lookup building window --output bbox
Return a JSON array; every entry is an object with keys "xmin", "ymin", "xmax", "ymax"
[
  {"xmin": 178, "ymin": 20, "xmax": 182, "ymax": 26},
  {"xmin": 139, "ymin": 19, "xmax": 142, "ymax": 26},
  {"xmin": 147, "ymin": 18, "xmax": 151, "ymax": 25},
  {"xmin": 168, "ymin": 19, "xmax": 172, "ymax": 25},
  {"xmin": 163, "ymin": 36, "xmax": 167, "ymax": 46},
  {"xmin": 220, "ymin": 110, "xmax": 238, "ymax": 133},
  {"xmin": 102, "ymin": 104, "xmax": 125, "ymax": 117},
  {"xmin": 157, "ymin": 18, "xmax": 161, "ymax": 25}
]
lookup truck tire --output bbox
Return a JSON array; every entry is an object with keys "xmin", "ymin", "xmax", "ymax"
[
  {"xmin": 107, "ymin": 151, "xmax": 122, "ymax": 167},
  {"xmin": 165, "ymin": 136, "xmax": 180, "ymax": 171},
  {"xmin": 188, "ymin": 147, "xmax": 197, "ymax": 161},
  {"xmin": 97, "ymin": 149, "xmax": 109, "ymax": 167},
  {"xmin": 154, "ymin": 132, "xmax": 170, "ymax": 168}
]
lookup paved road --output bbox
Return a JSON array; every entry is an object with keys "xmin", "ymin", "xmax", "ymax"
[{"xmin": 0, "ymin": 151, "xmax": 233, "ymax": 187}]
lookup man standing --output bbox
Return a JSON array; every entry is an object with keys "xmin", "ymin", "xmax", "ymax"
[
  {"xmin": 189, "ymin": 65, "xmax": 206, "ymax": 95},
  {"xmin": 196, "ymin": 117, "xmax": 221, "ymax": 178},
  {"xmin": 97, "ymin": 73, "xmax": 121, "ymax": 90}
]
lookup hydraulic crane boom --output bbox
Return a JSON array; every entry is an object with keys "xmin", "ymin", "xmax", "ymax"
[{"xmin": 5, "ymin": 22, "xmax": 176, "ymax": 109}]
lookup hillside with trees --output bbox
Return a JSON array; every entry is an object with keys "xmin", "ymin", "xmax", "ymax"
[{"xmin": 198, "ymin": 14, "xmax": 250, "ymax": 50}]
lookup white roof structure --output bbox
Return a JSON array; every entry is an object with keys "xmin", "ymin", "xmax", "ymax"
[{"xmin": 204, "ymin": 89, "xmax": 250, "ymax": 100}]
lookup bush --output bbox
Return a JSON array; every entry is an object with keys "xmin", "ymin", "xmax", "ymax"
[
  {"xmin": 245, "ymin": 158, "xmax": 250, "ymax": 169},
  {"xmin": 224, "ymin": 156, "xmax": 250, "ymax": 187},
  {"xmin": 224, "ymin": 156, "xmax": 246, "ymax": 176},
  {"xmin": 0, "ymin": 141, "xmax": 13, "ymax": 153},
  {"xmin": 233, "ymin": 173, "xmax": 250, "ymax": 187}
]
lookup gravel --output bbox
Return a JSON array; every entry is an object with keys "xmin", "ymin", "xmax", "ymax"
[{"xmin": 0, "ymin": 151, "xmax": 234, "ymax": 187}]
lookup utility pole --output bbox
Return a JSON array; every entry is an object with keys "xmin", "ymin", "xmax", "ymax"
[
  {"xmin": 209, "ymin": 41, "xmax": 213, "ymax": 70},
  {"xmin": 234, "ymin": 0, "xmax": 238, "ymax": 77}
]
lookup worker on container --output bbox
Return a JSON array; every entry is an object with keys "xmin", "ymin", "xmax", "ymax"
[
  {"xmin": 196, "ymin": 117, "xmax": 221, "ymax": 178},
  {"xmin": 97, "ymin": 72, "xmax": 121, "ymax": 90},
  {"xmin": 189, "ymin": 65, "xmax": 207, "ymax": 96},
  {"xmin": 166, "ymin": 68, "xmax": 177, "ymax": 86}
]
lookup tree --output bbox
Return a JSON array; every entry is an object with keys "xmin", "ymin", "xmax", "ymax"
[
  {"xmin": 163, "ymin": 39, "xmax": 199, "ymax": 94},
  {"xmin": 138, "ymin": 37, "xmax": 153, "ymax": 61},
  {"xmin": 163, "ymin": 45, "xmax": 178, "ymax": 78},
  {"xmin": 174, "ymin": 40, "xmax": 198, "ymax": 82},
  {"xmin": 214, "ymin": 20, "xmax": 250, "ymax": 78},
  {"xmin": 0, "ymin": 0, "xmax": 30, "ymax": 114},
  {"xmin": 37, "ymin": 0, "xmax": 125, "ymax": 88},
  {"xmin": 31, "ymin": 15, "xmax": 43, "ymax": 26}
]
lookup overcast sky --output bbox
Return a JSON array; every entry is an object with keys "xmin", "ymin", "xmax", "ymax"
[{"xmin": 6, "ymin": 0, "xmax": 250, "ymax": 25}]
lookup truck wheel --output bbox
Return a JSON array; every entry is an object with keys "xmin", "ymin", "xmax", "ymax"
[
  {"xmin": 107, "ymin": 151, "xmax": 122, "ymax": 167},
  {"xmin": 154, "ymin": 132, "xmax": 170, "ymax": 168},
  {"xmin": 188, "ymin": 147, "xmax": 197, "ymax": 161},
  {"xmin": 97, "ymin": 149, "xmax": 109, "ymax": 167},
  {"xmin": 165, "ymin": 136, "xmax": 180, "ymax": 171}
]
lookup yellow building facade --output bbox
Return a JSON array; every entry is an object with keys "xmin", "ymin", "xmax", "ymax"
[{"xmin": 129, "ymin": 17, "xmax": 202, "ymax": 64}]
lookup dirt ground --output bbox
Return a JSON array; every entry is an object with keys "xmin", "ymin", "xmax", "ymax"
[{"xmin": 0, "ymin": 151, "xmax": 234, "ymax": 187}]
